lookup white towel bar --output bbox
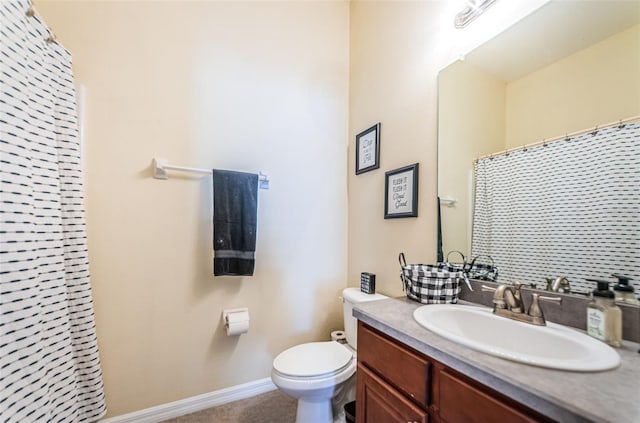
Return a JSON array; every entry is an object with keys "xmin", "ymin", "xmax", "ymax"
[{"xmin": 152, "ymin": 158, "xmax": 270, "ymax": 189}]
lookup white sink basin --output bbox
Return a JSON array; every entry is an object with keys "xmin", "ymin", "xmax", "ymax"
[{"xmin": 413, "ymin": 304, "xmax": 620, "ymax": 372}]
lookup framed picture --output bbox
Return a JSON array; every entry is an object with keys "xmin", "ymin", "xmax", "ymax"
[
  {"xmin": 355, "ymin": 123, "xmax": 380, "ymax": 174},
  {"xmin": 384, "ymin": 163, "xmax": 419, "ymax": 219}
]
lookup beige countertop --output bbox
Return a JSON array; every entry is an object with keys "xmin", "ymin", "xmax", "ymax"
[{"xmin": 353, "ymin": 297, "xmax": 640, "ymax": 423}]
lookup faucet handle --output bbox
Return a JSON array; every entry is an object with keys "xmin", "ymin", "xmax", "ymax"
[
  {"xmin": 538, "ymin": 295, "xmax": 563, "ymax": 305},
  {"xmin": 528, "ymin": 293, "xmax": 562, "ymax": 325}
]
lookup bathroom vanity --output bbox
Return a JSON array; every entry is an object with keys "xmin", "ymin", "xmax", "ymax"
[
  {"xmin": 354, "ymin": 297, "xmax": 640, "ymax": 423},
  {"xmin": 357, "ymin": 322, "xmax": 552, "ymax": 422}
]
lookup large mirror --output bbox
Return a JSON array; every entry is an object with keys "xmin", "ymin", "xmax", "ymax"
[{"xmin": 437, "ymin": 0, "xmax": 640, "ymax": 299}]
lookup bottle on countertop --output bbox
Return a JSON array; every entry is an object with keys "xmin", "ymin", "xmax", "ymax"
[
  {"xmin": 612, "ymin": 274, "xmax": 638, "ymax": 305},
  {"xmin": 586, "ymin": 279, "xmax": 622, "ymax": 347}
]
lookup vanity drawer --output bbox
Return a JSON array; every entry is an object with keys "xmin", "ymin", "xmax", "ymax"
[
  {"xmin": 358, "ymin": 322, "xmax": 431, "ymax": 408},
  {"xmin": 438, "ymin": 369, "xmax": 549, "ymax": 423},
  {"xmin": 357, "ymin": 364, "xmax": 428, "ymax": 423}
]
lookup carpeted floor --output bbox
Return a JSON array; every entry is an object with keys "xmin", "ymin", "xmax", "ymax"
[{"xmin": 160, "ymin": 390, "xmax": 297, "ymax": 423}]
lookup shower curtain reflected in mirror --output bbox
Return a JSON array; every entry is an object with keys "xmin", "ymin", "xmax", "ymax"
[
  {"xmin": 0, "ymin": 1, "xmax": 106, "ymax": 421},
  {"xmin": 472, "ymin": 122, "xmax": 640, "ymax": 297}
]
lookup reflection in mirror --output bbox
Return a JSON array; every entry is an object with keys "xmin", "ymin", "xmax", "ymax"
[{"xmin": 437, "ymin": 0, "xmax": 640, "ymax": 300}]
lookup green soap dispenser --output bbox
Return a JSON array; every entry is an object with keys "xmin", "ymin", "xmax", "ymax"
[
  {"xmin": 586, "ymin": 279, "xmax": 622, "ymax": 347},
  {"xmin": 612, "ymin": 274, "xmax": 638, "ymax": 305}
]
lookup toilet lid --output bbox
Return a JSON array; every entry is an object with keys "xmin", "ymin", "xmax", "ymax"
[{"xmin": 273, "ymin": 342, "xmax": 353, "ymax": 377}]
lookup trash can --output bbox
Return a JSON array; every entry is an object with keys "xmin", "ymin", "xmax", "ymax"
[{"xmin": 344, "ymin": 400, "xmax": 356, "ymax": 423}]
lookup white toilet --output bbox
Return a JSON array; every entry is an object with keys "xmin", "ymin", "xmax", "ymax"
[{"xmin": 271, "ymin": 288, "xmax": 388, "ymax": 423}]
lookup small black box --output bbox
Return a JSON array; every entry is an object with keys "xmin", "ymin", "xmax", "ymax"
[{"xmin": 360, "ymin": 272, "xmax": 376, "ymax": 294}]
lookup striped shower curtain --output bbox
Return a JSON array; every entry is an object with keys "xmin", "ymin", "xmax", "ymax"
[
  {"xmin": 471, "ymin": 122, "xmax": 640, "ymax": 296},
  {"xmin": 1, "ymin": 1, "xmax": 106, "ymax": 422}
]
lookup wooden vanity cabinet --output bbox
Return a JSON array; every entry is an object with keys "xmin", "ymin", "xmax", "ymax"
[
  {"xmin": 356, "ymin": 322, "xmax": 554, "ymax": 423},
  {"xmin": 357, "ymin": 320, "xmax": 431, "ymax": 423},
  {"xmin": 357, "ymin": 365, "xmax": 428, "ymax": 423}
]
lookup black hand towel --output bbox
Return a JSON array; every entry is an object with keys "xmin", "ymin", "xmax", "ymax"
[{"xmin": 212, "ymin": 169, "xmax": 259, "ymax": 276}]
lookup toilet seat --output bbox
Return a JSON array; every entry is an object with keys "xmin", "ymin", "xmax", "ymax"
[{"xmin": 273, "ymin": 341, "xmax": 353, "ymax": 378}]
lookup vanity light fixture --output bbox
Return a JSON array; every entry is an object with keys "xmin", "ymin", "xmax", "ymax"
[{"xmin": 454, "ymin": 0, "xmax": 497, "ymax": 29}]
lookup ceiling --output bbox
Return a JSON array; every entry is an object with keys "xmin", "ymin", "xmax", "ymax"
[{"xmin": 465, "ymin": 0, "xmax": 640, "ymax": 82}]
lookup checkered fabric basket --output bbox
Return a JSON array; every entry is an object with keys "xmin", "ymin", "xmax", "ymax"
[
  {"xmin": 446, "ymin": 250, "xmax": 498, "ymax": 282},
  {"xmin": 399, "ymin": 253, "xmax": 470, "ymax": 304},
  {"xmin": 466, "ymin": 255, "xmax": 499, "ymax": 282}
]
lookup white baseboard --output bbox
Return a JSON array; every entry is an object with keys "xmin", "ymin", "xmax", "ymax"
[{"xmin": 100, "ymin": 378, "xmax": 277, "ymax": 423}]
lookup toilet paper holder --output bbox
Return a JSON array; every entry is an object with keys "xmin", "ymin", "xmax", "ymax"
[{"xmin": 222, "ymin": 308, "xmax": 250, "ymax": 336}]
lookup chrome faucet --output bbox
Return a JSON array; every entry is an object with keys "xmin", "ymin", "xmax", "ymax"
[
  {"xmin": 545, "ymin": 276, "xmax": 571, "ymax": 293},
  {"xmin": 482, "ymin": 283, "xmax": 562, "ymax": 326}
]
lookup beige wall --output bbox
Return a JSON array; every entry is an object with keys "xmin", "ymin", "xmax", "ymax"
[
  {"xmin": 348, "ymin": 1, "xmax": 441, "ymax": 297},
  {"xmin": 38, "ymin": 1, "xmax": 349, "ymax": 417},
  {"xmin": 506, "ymin": 24, "xmax": 640, "ymax": 147},
  {"xmin": 438, "ymin": 62, "xmax": 505, "ymax": 257}
]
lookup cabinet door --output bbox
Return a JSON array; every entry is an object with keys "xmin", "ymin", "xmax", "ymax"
[
  {"xmin": 358, "ymin": 322, "xmax": 431, "ymax": 408},
  {"xmin": 438, "ymin": 369, "xmax": 548, "ymax": 423},
  {"xmin": 357, "ymin": 364, "xmax": 428, "ymax": 423}
]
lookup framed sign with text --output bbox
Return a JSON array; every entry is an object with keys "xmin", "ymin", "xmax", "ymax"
[
  {"xmin": 355, "ymin": 123, "xmax": 380, "ymax": 175},
  {"xmin": 384, "ymin": 163, "xmax": 419, "ymax": 219}
]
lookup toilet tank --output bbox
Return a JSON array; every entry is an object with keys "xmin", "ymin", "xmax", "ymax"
[{"xmin": 342, "ymin": 287, "xmax": 388, "ymax": 349}]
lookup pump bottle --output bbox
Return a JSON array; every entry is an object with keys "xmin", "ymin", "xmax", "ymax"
[
  {"xmin": 612, "ymin": 274, "xmax": 638, "ymax": 305},
  {"xmin": 586, "ymin": 279, "xmax": 622, "ymax": 347}
]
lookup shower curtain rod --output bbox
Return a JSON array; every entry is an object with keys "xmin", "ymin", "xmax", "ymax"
[
  {"xmin": 475, "ymin": 114, "xmax": 640, "ymax": 163},
  {"xmin": 26, "ymin": 4, "xmax": 57, "ymax": 44}
]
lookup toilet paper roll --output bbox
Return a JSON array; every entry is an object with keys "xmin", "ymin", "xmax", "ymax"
[
  {"xmin": 226, "ymin": 320, "xmax": 249, "ymax": 336},
  {"xmin": 222, "ymin": 308, "xmax": 250, "ymax": 336},
  {"xmin": 331, "ymin": 330, "xmax": 346, "ymax": 343},
  {"xmin": 226, "ymin": 310, "xmax": 249, "ymax": 324}
]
